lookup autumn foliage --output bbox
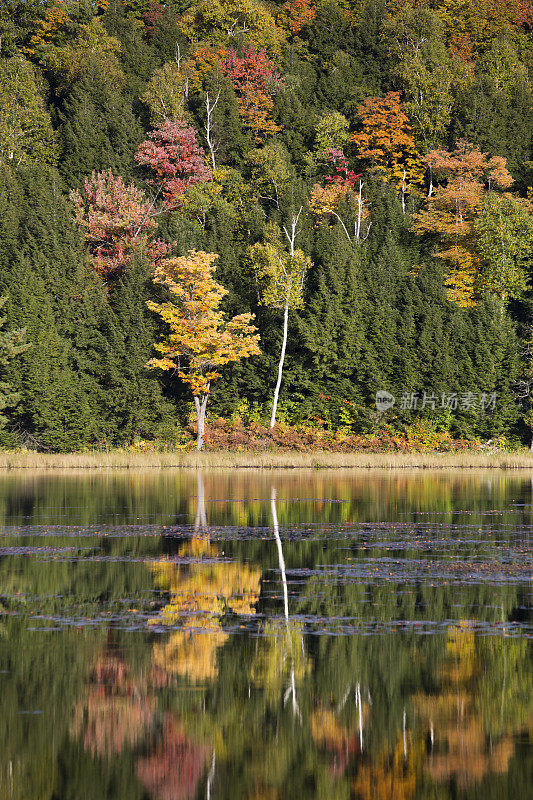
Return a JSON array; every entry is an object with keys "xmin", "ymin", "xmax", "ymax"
[
  {"xmin": 351, "ymin": 91, "xmax": 422, "ymax": 191},
  {"xmin": 218, "ymin": 45, "xmax": 283, "ymax": 141},
  {"xmin": 277, "ymin": 0, "xmax": 317, "ymax": 36},
  {"xmin": 412, "ymin": 141, "xmax": 514, "ymax": 305},
  {"xmin": 147, "ymin": 250, "xmax": 260, "ymax": 397},
  {"xmin": 134, "ymin": 117, "xmax": 212, "ymax": 208},
  {"xmin": 437, "ymin": 0, "xmax": 533, "ymax": 51},
  {"xmin": 188, "ymin": 44, "xmax": 283, "ymax": 142},
  {"xmin": 71, "ymin": 170, "xmax": 169, "ymax": 280}
]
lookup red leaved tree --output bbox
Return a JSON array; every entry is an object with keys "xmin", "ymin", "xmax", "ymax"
[
  {"xmin": 136, "ymin": 715, "xmax": 212, "ymax": 800},
  {"xmin": 221, "ymin": 46, "xmax": 283, "ymax": 141},
  {"xmin": 134, "ymin": 117, "xmax": 212, "ymax": 208},
  {"xmin": 71, "ymin": 170, "xmax": 170, "ymax": 281}
]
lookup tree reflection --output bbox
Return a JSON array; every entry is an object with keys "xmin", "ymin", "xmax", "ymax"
[
  {"xmin": 149, "ymin": 473, "xmax": 261, "ymax": 683},
  {"xmin": 71, "ymin": 650, "xmax": 155, "ymax": 759},
  {"xmin": 50, "ymin": 474, "xmax": 533, "ymax": 799},
  {"xmin": 412, "ymin": 622, "xmax": 532, "ymax": 790},
  {"xmin": 136, "ymin": 715, "xmax": 212, "ymax": 800}
]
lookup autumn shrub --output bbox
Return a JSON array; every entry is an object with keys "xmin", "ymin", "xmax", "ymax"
[{"xmin": 181, "ymin": 415, "xmax": 481, "ymax": 453}]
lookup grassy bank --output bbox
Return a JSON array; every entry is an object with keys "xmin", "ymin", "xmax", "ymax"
[{"xmin": 1, "ymin": 449, "xmax": 533, "ymax": 470}]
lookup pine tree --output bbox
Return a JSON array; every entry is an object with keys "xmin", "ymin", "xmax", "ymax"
[
  {"xmin": 0, "ymin": 165, "xmax": 107, "ymax": 448},
  {"xmin": 0, "ymin": 296, "xmax": 28, "ymax": 430},
  {"xmin": 58, "ymin": 69, "xmax": 143, "ymax": 187},
  {"xmin": 95, "ymin": 254, "xmax": 176, "ymax": 445},
  {"xmin": 296, "ymin": 225, "xmax": 364, "ymax": 405}
]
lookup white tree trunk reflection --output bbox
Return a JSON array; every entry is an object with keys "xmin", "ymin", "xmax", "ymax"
[
  {"xmin": 271, "ymin": 487, "xmax": 301, "ymax": 719},
  {"xmin": 194, "ymin": 472, "xmax": 208, "ymax": 534}
]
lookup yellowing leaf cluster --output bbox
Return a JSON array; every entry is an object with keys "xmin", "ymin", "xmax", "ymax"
[{"xmin": 148, "ymin": 250, "xmax": 260, "ymax": 397}]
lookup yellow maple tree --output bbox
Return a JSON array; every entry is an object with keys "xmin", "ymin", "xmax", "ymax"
[{"xmin": 147, "ymin": 250, "xmax": 260, "ymax": 450}]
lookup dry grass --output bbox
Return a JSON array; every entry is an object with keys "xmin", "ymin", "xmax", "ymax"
[{"xmin": 1, "ymin": 449, "xmax": 533, "ymax": 470}]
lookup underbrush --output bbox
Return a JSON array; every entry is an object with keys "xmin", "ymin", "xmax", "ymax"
[{"xmin": 176, "ymin": 416, "xmax": 481, "ymax": 453}]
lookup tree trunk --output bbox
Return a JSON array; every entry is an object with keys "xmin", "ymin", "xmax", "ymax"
[
  {"xmin": 271, "ymin": 487, "xmax": 289, "ymax": 620},
  {"xmin": 356, "ymin": 180, "xmax": 363, "ymax": 239},
  {"xmin": 194, "ymin": 394, "xmax": 208, "ymax": 451},
  {"xmin": 270, "ymin": 303, "xmax": 289, "ymax": 428},
  {"xmin": 194, "ymin": 472, "xmax": 207, "ymax": 532}
]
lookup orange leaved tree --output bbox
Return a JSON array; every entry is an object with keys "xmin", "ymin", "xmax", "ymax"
[
  {"xmin": 147, "ymin": 251, "xmax": 261, "ymax": 450},
  {"xmin": 351, "ymin": 91, "xmax": 422, "ymax": 210},
  {"xmin": 412, "ymin": 141, "xmax": 514, "ymax": 306}
]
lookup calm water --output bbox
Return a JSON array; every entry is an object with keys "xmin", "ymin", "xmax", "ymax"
[{"xmin": 1, "ymin": 469, "xmax": 533, "ymax": 799}]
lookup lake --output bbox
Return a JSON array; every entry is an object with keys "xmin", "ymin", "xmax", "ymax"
[{"xmin": 1, "ymin": 469, "xmax": 532, "ymax": 799}]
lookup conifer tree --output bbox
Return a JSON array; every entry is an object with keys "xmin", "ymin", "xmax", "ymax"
[
  {"xmin": 0, "ymin": 55, "xmax": 56, "ymax": 168},
  {"xmin": 296, "ymin": 226, "xmax": 364, "ymax": 406},
  {"xmin": 95, "ymin": 254, "xmax": 175, "ymax": 445},
  {"xmin": 0, "ymin": 296, "xmax": 28, "ymax": 430},
  {"xmin": 58, "ymin": 69, "xmax": 143, "ymax": 186}
]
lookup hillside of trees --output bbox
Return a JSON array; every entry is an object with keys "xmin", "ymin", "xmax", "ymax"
[{"xmin": 0, "ymin": 0, "xmax": 532, "ymax": 450}]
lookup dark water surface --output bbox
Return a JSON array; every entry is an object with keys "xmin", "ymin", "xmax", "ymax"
[{"xmin": 1, "ymin": 469, "xmax": 533, "ymax": 799}]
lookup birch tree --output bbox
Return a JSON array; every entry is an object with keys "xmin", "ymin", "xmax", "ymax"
[
  {"xmin": 476, "ymin": 193, "xmax": 533, "ymax": 306},
  {"xmin": 147, "ymin": 250, "xmax": 260, "ymax": 450},
  {"xmin": 205, "ymin": 88, "xmax": 221, "ymax": 171},
  {"xmin": 250, "ymin": 210, "xmax": 311, "ymax": 427}
]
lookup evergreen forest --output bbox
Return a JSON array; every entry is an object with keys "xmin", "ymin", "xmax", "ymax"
[{"xmin": 1, "ymin": 0, "xmax": 533, "ymax": 450}]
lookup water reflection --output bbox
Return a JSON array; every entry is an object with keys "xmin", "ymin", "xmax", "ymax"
[{"xmin": 0, "ymin": 469, "xmax": 532, "ymax": 798}]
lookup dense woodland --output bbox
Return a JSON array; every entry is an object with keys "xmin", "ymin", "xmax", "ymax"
[{"xmin": 0, "ymin": 0, "xmax": 533, "ymax": 450}]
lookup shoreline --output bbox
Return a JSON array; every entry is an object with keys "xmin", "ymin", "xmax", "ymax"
[{"xmin": 1, "ymin": 450, "xmax": 533, "ymax": 470}]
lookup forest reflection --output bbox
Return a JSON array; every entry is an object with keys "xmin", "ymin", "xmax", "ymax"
[{"xmin": 0, "ymin": 470, "xmax": 532, "ymax": 799}]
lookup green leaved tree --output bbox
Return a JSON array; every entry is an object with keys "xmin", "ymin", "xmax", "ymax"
[
  {"xmin": 250, "ymin": 211, "xmax": 312, "ymax": 427},
  {"xmin": 0, "ymin": 55, "xmax": 56, "ymax": 168}
]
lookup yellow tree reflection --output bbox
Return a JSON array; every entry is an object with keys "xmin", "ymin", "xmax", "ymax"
[
  {"xmin": 149, "ymin": 474, "xmax": 261, "ymax": 683},
  {"xmin": 352, "ymin": 736, "xmax": 424, "ymax": 800},
  {"xmin": 412, "ymin": 622, "xmax": 515, "ymax": 790}
]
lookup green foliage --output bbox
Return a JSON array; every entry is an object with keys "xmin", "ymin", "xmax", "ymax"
[
  {"xmin": 0, "ymin": 55, "xmax": 56, "ymax": 167},
  {"xmin": 476, "ymin": 193, "xmax": 533, "ymax": 302},
  {"xmin": 314, "ymin": 110, "xmax": 350, "ymax": 157},
  {"xmin": 0, "ymin": 0, "xmax": 529, "ymax": 448},
  {"xmin": 250, "ymin": 222, "xmax": 312, "ymax": 310},
  {"xmin": 0, "ymin": 296, "xmax": 28, "ymax": 429},
  {"xmin": 58, "ymin": 69, "xmax": 143, "ymax": 186}
]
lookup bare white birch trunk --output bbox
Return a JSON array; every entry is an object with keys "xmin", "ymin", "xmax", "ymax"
[
  {"xmin": 270, "ymin": 302, "xmax": 289, "ymax": 428},
  {"xmin": 205, "ymin": 90, "xmax": 221, "ymax": 172},
  {"xmin": 269, "ymin": 208, "xmax": 303, "ymax": 428},
  {"xmin": 356, "ymin": 180, "xmax": 363, "ymax": 239}
]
